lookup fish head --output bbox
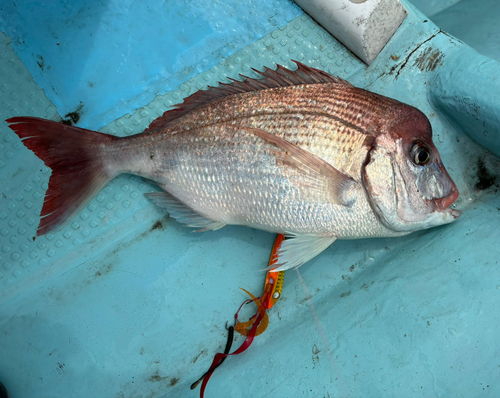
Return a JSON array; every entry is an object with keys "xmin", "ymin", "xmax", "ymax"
[{"xmin": 363, "ymin": 103, "xmax": 460, "ymax": 233}]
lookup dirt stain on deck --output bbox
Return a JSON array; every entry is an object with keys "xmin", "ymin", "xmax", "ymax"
[
  {"xmin": 475, "ymin": 158, "xmax": 497, "ymax": 191},
  {"xmin": 62, "ymin": 102, "xmax": 84, "ymax": 125},
  {"xmin": 414, "ymin": 47, "xmax": 444, "ymax": 72}
]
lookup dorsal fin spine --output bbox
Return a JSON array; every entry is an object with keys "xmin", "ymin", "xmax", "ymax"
[{"xmin": 145, "ymin": 61, "xmax": 353, "ymax": 131}]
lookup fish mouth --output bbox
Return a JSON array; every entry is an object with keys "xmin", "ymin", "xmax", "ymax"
[{"xmin": 431, "ymin": 189, "xmax": 461, "ymax": 219}]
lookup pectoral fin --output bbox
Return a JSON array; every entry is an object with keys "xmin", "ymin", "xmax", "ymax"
[
  {"xmin": 146, "ymin": 192, "xmax": 225, "ymax": 232},
  {"xmin": 267, "ymin": 234, "xmax": 337, "ymax": 272},
  {"xmin": 241, "ymin": 127, "xmax": 355, "ymax": 206}
]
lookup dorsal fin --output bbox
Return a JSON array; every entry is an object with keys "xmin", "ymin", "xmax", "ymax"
[{"xmin": 146, "ymin": 61, "xmax": 353, "ymax": 131}]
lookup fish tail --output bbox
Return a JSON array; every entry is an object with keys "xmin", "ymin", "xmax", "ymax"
[{"xmin": 6, "ymin": 117, "xmax": 118, "ymax": 235}]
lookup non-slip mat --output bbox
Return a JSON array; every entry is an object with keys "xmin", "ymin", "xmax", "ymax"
[{"xmin": 0, "ymin": 1, "xmax": 499, "ymax": 397}]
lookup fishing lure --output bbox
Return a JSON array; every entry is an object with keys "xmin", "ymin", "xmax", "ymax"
[
  {"xmin": 191, "ymin": 234, "xmax": 286, "ymax": 397},
  {"xmin": 234, "ymin": 234, "xmax": 286, "ymax": 336},
  {"xmin": 190, "ymin": 324, "xmax": 234, "ymax": 390}
]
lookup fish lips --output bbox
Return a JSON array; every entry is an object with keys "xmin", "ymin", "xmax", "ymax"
[
  {"xmin": 417, "ymin": 158, "xmax": 461, "ymax": 219},
  {"xmin": 427, "ymin": 188, "xmax": 461, "ymax": 219}
]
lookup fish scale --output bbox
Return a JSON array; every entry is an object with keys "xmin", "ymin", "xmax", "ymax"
[
  {"xmin": 241, "ymin": 114, "xmax": 370, "ymax": 179},
  {"xmin": 129, "ymin": 122, "xmax": 392, "ymax": 238},
  {"xmin": 162, "ymin": 85, "xmax": 386, "ymax": 168},
  {"xmin": 166, "ymin": 84, "xmax": 389, "ymax": 134},
  {"xmin": 102, "ymin": 87, "xmax": 407, "ymax": 239}
]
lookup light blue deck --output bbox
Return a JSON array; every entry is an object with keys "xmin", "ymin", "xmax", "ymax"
[
  {"xmin": 0, "ymin": 1, "xmax": 499, "ymax": 397},
  {"xmin": 412, "ymin": 0, "xmax": 500, "ymax": 62},
  {"xmin": 0, "ymin": 0, "xmax": 301, "ymax": 130}
]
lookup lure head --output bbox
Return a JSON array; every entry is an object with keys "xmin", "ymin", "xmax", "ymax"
[{"xmin": 363, "ymin": 103, "xmax": 460, "ymax": 232}]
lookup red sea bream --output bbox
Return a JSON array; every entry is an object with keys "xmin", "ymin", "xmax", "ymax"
[{"xmin": 7, "ymin": 62, "xmax": 460, "ymax": 271}]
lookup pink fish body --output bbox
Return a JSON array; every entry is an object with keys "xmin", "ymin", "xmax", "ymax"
[{"xmin": 7, "ymin": 62, "xmax": 460, "ymax": 270}]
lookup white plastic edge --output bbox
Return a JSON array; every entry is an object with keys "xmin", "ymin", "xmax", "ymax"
[{"xmin": 294, "ymin": 0, "xmax": 408, "ymax": 64}]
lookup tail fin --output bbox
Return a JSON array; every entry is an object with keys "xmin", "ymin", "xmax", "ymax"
[{"xmin": 7, "ymin": 117, "xmax": 118, "ymax": 236}]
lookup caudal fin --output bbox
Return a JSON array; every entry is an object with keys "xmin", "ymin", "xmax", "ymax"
[{"xmin": 7, "ymin": 117, "xmax": 118, "ymax": 235}]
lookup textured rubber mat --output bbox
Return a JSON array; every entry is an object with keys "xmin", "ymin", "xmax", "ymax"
[
  {"xmin": 1, "ymin": 1, "xmax": 499, "ymax": 398},
  {"xmin": 0, "ymin": 32, "xmax": 59, "ymax": 289}
]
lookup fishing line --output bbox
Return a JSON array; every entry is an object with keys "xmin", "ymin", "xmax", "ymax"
[{"xmin": 295, "ymin": 266, "xmax": 350, "ymax": 397}]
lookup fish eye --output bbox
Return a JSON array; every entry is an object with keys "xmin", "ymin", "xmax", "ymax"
[{"xmin": 410, "ymin": 142, "xmax": 431, "ymax": 165}]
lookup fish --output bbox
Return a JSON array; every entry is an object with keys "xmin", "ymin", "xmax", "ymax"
[{"xmin": 6, "ymin": 61, "xmax": 460, "ymax": 271}]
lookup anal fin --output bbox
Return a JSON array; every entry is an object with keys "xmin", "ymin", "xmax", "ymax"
[{"xmin": 145, "ymin": 192, "xmax": 225, "ymax": 232}]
